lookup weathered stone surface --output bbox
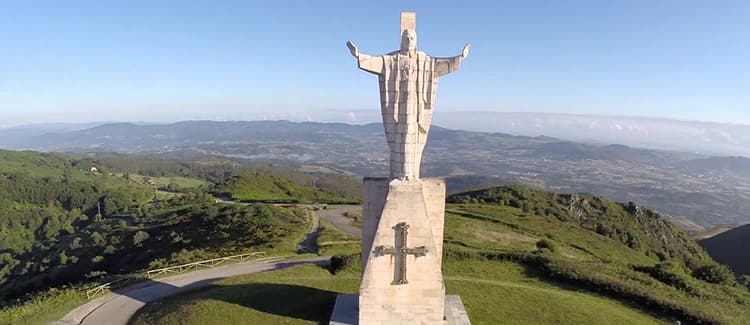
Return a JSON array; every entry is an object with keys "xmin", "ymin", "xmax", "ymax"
[{"xmin": 360, "ymin": 178, "xmax": 447, "ymax": 324}]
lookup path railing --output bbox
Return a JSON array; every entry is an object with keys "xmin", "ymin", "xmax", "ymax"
[
  {"xmin": 84, "ymin": 275, "xmax": 143, "ymax": 298},
  {"xmin": 84, "ymin": 251, "xmax": 266, "ymax": 298}
]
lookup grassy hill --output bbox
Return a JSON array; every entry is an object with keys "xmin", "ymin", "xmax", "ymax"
[
  {"xmin": 130, "ymin": 185, "xmax": 750, "ymax": 325},
  {"xmin": 0, "ymin": 150, "xmax": 315, "ymax": 323},
  {"xmin": 700, "ymin": 224, "xmax": 750, "ymax": 277},
  {"xmin": 215, "ymin": 172, "xmax": 356, "ymax": 204}
]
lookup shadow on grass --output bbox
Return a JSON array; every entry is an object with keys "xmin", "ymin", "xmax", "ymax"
[{"xmin": 212, "ymin": 283, "xmax": 339, "ymax": 324}]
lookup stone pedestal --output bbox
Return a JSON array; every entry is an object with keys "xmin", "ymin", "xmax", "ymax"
[
  {"xmin": 359, "ymin": 177, "xmax": 449, "ymax": 324},
  {"xmin": 330, "ymin": 294, "xmax": 471, "ymax": 325}
]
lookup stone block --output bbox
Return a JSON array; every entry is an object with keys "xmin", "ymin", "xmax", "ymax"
[{"xmin": 360, "ymin": 179, "xmax": 449, "ymax": 324}]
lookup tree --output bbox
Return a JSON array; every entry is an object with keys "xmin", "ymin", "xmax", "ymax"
[
  {"xmin": 58, "ymin": 252, "xmax": 68, "ymax": 265},
  {"xmin": 91, "ymin": 232, "xmax": 106, "ymax": 247},
  {"xmin": 133, "ymin": 231, "xmax": 150, "ymax": 246}
]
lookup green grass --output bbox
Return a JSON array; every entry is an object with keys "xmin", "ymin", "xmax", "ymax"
[
  {"xmin": 215, "ymin": 172, "xmax": 355, "ymax": 204},
  {"xmin": 130, "ymin": 259, "xmax": 666, "ymax": 325},
  {"xmin": 315, "ymin": 219, "xmax": 359, "ymax": 256},
  {"xmin": 0, "ymin": 288, "xmax": 87, "ymax": 325},
  {"xmin": 341, "ymin": 210, "xmax": 362, "ymax": 228},
  {"xmin": 444, "ymin": 259, "xmax": 664, "ymax": 325}
]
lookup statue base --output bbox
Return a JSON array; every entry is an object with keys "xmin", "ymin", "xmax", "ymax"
[
  {"xmin": 329, "ymin": 294, "xmax": 471, "ymax": 325},
  {"xmin": 354, "ymin": 177, "xmax": 470, "ymax": 324}
]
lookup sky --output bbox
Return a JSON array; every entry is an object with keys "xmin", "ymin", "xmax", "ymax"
[{"xmin": 0, "ymin": 1, "xmax": 748, "ymax": 127}]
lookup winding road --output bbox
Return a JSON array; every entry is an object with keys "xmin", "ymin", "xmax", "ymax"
[
  {"xmin": 56, "ymin": 256, "xmax": 329, "ymax": 325},
  {"xmin": 56, "ymin": 203, "xmax": 361, "ymax": 325},
  {"xmin": 317, "ymin": 205, "xmax": 361, "ymax": 238}
]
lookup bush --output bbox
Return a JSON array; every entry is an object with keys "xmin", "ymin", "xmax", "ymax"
[
  {"xmin": 692, "ymin": 264, "xmax": 736, "ymax": 285},
  {"xmin": 740, "ymin": 275, "xmax": 750, "ymax": 290},
  {"xmin": 132, "ymin": 231, "xmax": 150, "ymax": 246},
  {"xmin": 329, "ymin": 254, "xmax": 359, "ymax": 274},
  {"xmin": 632, "ymin": 262, "xmax": 698, "ymax": 295},
  {"xmin": 536, "ymin": 239, "xmax": 557, "ymax": 253}
]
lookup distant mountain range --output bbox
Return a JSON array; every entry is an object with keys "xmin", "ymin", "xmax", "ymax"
[
  {"xmin": 2, "ymin": 119, "xmax": 750, "ymax": 228},
  {"xmin": 430, "ymin": 112, "xmax": 750, "ymax": 158}
]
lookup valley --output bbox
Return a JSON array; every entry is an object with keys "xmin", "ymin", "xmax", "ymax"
[{"xmin": 3, "ymin": 121, "xmax": 749, "ymax": 228}]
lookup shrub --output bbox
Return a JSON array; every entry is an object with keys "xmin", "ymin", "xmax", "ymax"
[
  {"xmin": 536, "ymin": 239, "xmax": 557, "ymax": 253},
  {"xmin": 632, "ymin": 262, "xmax": 698, "ymax": 295},
  {"xmin": 692, "ymin": 264, "xmax": 736, "ymax": 285},
  {"xmin": 132, "ymin": 231, "xmax": 150, "ymax": 246},
  {"xmin": 329, "ymin": 254, "xmax": 360, "ymax": 274},
  {"xmin": 740, "ymin": 275, "xmax": 750, "ymax": 290}
]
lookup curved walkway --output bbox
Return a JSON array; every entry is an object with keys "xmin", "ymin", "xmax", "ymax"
[
  {"xmin": 56, "ymin": 256, "xmax": 329, "ymax": 325},
  {"xmin": 317, "ymin": 205, "xmax": 361, "ymax": 238}
]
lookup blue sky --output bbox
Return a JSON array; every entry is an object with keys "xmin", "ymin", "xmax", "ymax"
[{"xmin": 0, "ymin": 1, "xmax": 748, "ymax": 127}]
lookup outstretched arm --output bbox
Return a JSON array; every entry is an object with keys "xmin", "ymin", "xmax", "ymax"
[
  {"xmin": 435, "ymin": 43, "xmax": 470, "ymax": 77},
  {"xmin": 347, "ymin": 41, "xmax": 384, "ymax": 75}
]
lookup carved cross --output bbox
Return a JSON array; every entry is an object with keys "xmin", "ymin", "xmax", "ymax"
[{"xmin": 373, "ymin": 222, "xmax": 428, "ymax": 285}]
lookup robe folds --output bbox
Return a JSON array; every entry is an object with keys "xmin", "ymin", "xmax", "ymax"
[{"xmin": 357, "ymin": 50, "xmax": 462, "ymax": 180}]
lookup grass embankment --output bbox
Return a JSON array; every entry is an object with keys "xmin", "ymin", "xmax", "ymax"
[{"xmin": 0, "ymin": 288, "xmax": 87, "ymax": 325}]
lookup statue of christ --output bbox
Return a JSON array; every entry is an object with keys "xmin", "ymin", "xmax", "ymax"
[{"xmin": 347, "ymin": 13, "xmax": 470, "ymax": 180}]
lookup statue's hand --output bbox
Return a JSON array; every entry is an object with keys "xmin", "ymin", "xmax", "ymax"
[
  {"xmin": 346, "ymin": 41, "xmax": 359, "ymax": 58},
  {"xmin": 462, "ymin": 43, "xmax": 471, "ymax": 59}
]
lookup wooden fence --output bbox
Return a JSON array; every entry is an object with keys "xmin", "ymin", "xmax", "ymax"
[{"xmin": 84, "ymin": 251, "xmax": 266, "ymax": 298}]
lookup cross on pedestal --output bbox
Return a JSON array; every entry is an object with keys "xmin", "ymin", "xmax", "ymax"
[{"xmin": 373, "ymin": 222, "xmax": 428, "ymax": 285}]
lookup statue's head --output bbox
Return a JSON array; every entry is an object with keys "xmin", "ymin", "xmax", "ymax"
[{"xmin": 400, "ymin": 29, "xmax": 417, "ymax": 52}]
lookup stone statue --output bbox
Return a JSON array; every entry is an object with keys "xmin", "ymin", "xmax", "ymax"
[
  {"xmin": 347, "ymin": 25, "xmax": 470, "ymax": 181},
  {"xmin": 329, "ymin": 12, "xmax": 472, "ymax": 325}
]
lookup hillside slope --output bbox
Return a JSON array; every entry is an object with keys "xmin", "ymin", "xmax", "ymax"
[
  {"xmin": 0, "ymin": 150, "xmax": 312, "ymax": 309},
  {"xmin": 215, "ymin": 172, "xmax": 356, "ymax": 203},
  {"xmin": 131, "ymin": 185, "xmax": 750, "ymax": 325},
  {"xmin": 700, "ymin": 224, "xmax": 750, "ymax": 276}
]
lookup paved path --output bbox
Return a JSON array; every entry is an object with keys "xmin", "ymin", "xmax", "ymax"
[
  {"xmin": 317, "ymin": 205, "xmax": 361, "ymax": 238},
  {"xmin": 297, "ymin": 209, "xmax": 321, "ymax": 253},
  {"xmin": 57, "ymin": 256, "xmax": 329, "ymax": 325}
]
